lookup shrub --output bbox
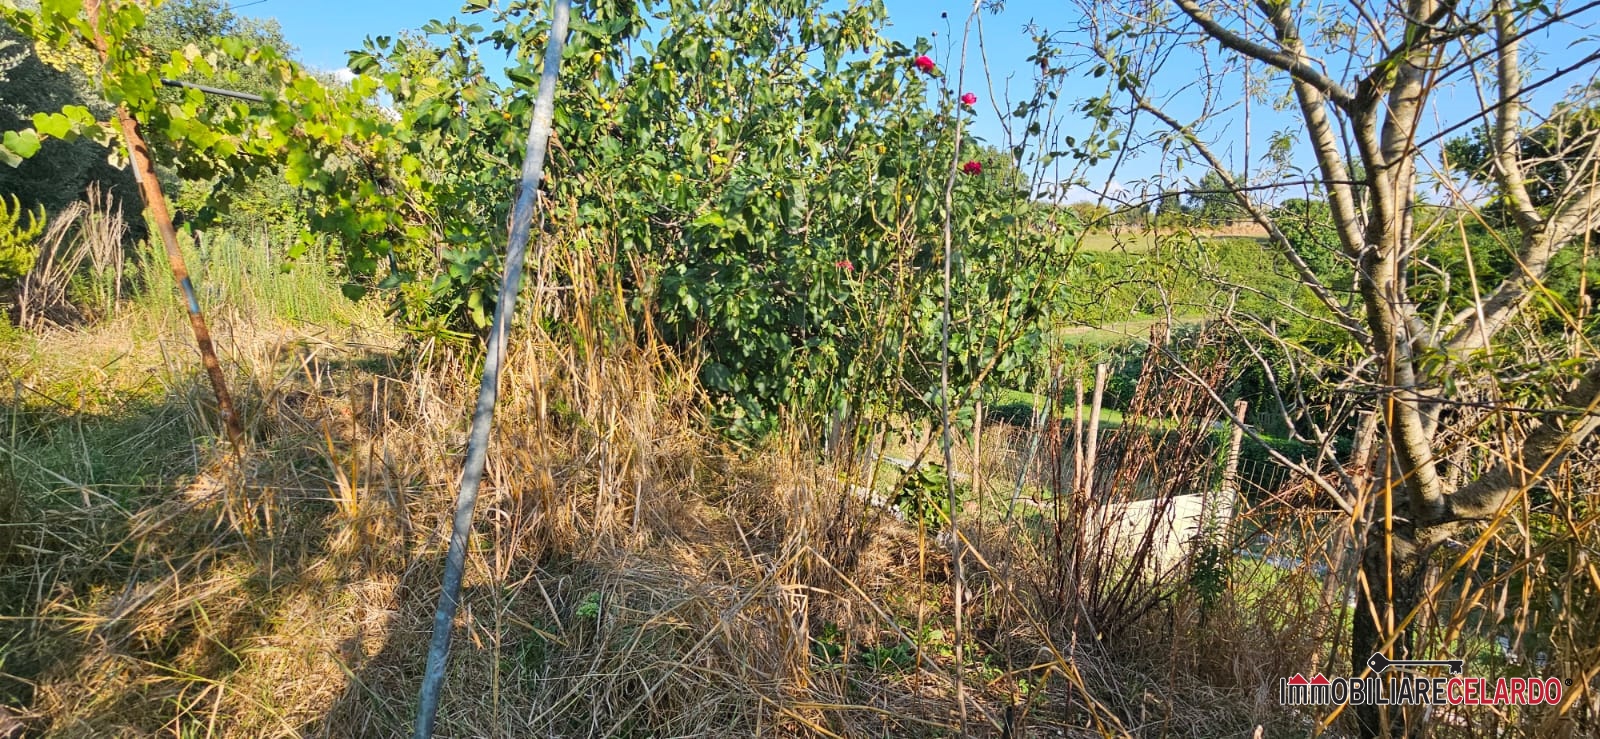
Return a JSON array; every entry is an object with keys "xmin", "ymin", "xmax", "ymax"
[{"xmin": 0, "ymin": 193, "xmax": 44, "ymax": 282}]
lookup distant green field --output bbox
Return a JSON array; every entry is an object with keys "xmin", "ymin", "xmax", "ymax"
[
  {"xmin": 1076, "ymin": 230, "xmax": 1159, "ymax": 252},
  {"xmin": 1056, "ymin": 315, "xmax": 1208, "ymax": 347},
  {"xmin": 1074, "ymin": 229, "xmax": 1271, "ymax": 253}
]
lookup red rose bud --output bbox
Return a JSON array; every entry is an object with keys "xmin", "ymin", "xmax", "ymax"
[
  {"xmin": 962, "ymin": 160, "xmax": 982, "ymax": 175},
  {"xmin": 961, "ymin": 92, "xmax": 977, "ymax": 106},
  {"xmin": 836, "ymin": 259, "xmax": 855, "ymax": 272},
  {"xmin": 913, "ymin": 55, "xmax": 936, "ymax": 74}
]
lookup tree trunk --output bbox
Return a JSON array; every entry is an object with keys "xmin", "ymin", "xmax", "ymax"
[{"xmin": 1352, "ymin": 524, "xmax": 1429, "ymax": 739}]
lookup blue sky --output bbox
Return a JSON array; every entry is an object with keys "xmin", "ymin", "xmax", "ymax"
[
  {"xmin": 260, "ymin": 1, "xmax": 1010, "ymax": 72},
  {"xmin": 239, "ymin": 0, "xmax": 1599, "ymax": 205},
  {"xmin": 238, "ymin": 1, "xmax": 1116, "ymax": 191}
]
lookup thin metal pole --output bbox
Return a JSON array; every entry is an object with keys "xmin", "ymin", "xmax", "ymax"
[
  {"xmin": 86, "ymin": 0, "xmax": 244, "ymax": 449},
  {"xmin": 159, "ymin": 78, "xmax": 266, "ymax": 103},
  {"xmin": 412, "ymin": 2, "xmax": 571, "ymax": 736}
]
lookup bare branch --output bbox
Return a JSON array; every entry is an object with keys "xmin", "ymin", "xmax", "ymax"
[
  {"xmin": 1170, "ymin": 0, "xmax": 1357, "ymax": 107},
  {"xmin": 1490, "ymin": 0, "xmax": 1544, "ymax": 234},
  {"xmin": 1257, "ymin": 0, "xmax": 1368, "ymax": 261},
  {"xmin": 1148, "ymin": 335, "xmax": 1360, "ymax": 516},
  {"xmin": 1444, "ymin": 362, "xmax": 1600, "ymax": 522},
  {"xmin": 1447, "ymin": 183, "xmax": 1600, "ymax": 354},
  {"xmin": 1128, "ymin": 92, "xmax": 1373, "ymax": 346}
]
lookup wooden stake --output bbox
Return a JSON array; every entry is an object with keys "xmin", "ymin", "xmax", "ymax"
[
  {"xmin": 1072, "ymin": 376, "xmax": 1085, "ymax": 496},
  {"xmin": 86, "ymin": 0, "xmax": 243, "ymax": 449},
  {"xmin": 1221, "ymin": 399, "xmax": 1248, "ymax": 501},
  {"xmin": 1083, "ymin": 364, "xmax": 1107, "ymax": 500}
]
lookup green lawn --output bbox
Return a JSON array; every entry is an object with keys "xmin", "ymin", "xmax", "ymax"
[
  {"xmin": 991, "ymin": 387, "xmax": 1126, "ymax": 428},
  {"xmin": 1056, "ymin": 315, "xmax": 1209, "ymax": 347},
  {"xmin": 1074, "ymin": 229, "xmax": 1271, "ymax": 253},
  {"xmin": 1076, "ymin": 230, "xmax": 1159, "ymax": 252}
]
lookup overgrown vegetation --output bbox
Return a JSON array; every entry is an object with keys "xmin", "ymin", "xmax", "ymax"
[{"xmin": 0, "ymin": 0, "xmax": 1596, "ymax": 736}]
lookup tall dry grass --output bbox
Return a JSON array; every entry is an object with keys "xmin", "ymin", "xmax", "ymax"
[
  {"xmin": 15, "ymin": 186, "xmax": 125, "ymax": 328},
  {"xmin": 4, "ymin": 215, "xmax": 1594, "ymax": 738},
  {"xmin": 2, "ymin": 231, "xmax": 1073, "ymax": 737}
]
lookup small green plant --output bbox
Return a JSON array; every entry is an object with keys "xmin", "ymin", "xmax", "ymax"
[
  {"xmin": 510, "ymin": 628, "xmax": 550, "ymax": 683},
  {"xmin": 811, "ymin": 621, "xmax": 844, "ymax": 667},
  {"xmin": 0, "ymin": 194, "xmax": 44, "ymax": 283},
  {"xmin": 857, "ymin": 640, "xmax": 916, "ymax": 672},
  {"xmin": 1189, "ymin": 537, "xmax": 1231, "ymax": 616},
  {"xmin": 893, "ymin": 463, "xmax": 965, "ymax": 528},
  {"xmin": 575, "ymin": 591, "xmax": 602, "ymax": 620},
  {"xmin": 914, "ymin": 624, "xmax": 953, "ymax": 659}
]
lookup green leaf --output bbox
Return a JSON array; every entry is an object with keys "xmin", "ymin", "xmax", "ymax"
[
  {"xmin": 691, "ymin": 211, "xmax": 727, "ymax": 229},
  {"xmin": 2, "ymin": 129, "xmax": 41, "ymax": 161},
  {"xmin": 506, "ymin": 66, "xmax": 537, "ymax": 87},
  {"xmin": 41, "ymin": 0, "xmax": 84, "ymax": 18},
  {"xmin": 32, "ymin": 112, "xmax": 72, "ymax": 139}
]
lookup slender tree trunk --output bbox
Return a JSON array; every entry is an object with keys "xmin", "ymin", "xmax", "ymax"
[
  {"xmin": 1083, "ymin": 364, "xmax": 1106, "ymax": 500},
  {"xmin": 1352, "ymin": 524, "xmax": 1430, "ymax": 738}
]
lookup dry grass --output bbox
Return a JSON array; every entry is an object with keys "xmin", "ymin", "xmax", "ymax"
[
  {"xmin": 6, "ymin": 230, "xmax": 1589, "ymax": 738},
  {"xmin": 0, "ymin": 303, "xmax": 1345, "ymax": 738},
  {"xmin": 15, "ymin": 186, "xmax": 125, "ymax": 329},
  {"xmin": 1, "ymin": 237, "xmax": 1045, "ymax": 737},
  {"xmin": 0, "ymin": 318, "xmax": 1010, "ymax": 736}
]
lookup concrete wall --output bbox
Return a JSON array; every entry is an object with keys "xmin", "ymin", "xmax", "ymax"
[{"xmin": 1091, "ymin": 490, "xmax": 1236, "ymax": 573}]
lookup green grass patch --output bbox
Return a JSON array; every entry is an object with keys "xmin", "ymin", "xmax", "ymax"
[
  {"xmin": 133, "ymin": 232, "xmax": 370, "ymax": 329},
  {"xmin": 989, "ymin": 387, "xmax": 1127, "ymax": 428},
  {"xmin": 1064, "ymin": 236, "xmax": 1301, "ymax": 329},
  {"xmin": 1076, "ymin": 229, "xmax": 1159, "ymax": 253},
  {"xmin": 1073, "ymin": 229, "xmax": 1271, "ymax": 254},
  {"xmin": 1057, "ymin": 315, "xmax": 1209, "ymax": 348}
]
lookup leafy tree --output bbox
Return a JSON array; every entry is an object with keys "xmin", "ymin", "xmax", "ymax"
[
  {"xmin": 0, "ymin": 13, "xmax": 136, "ymax": 223},
  {"xmin": 1154, "ymin": 187, "xmax": 1183, "ymax": 218},
  {"xmin": 1184, "ymin": 169, "xmax": 1246, "ymax": 225},
  {"xmin": 1064, "ymin": 201, "xmax": 1111, "ymax": 230},
  {"xmin": 1070, "ymin": 1, "xmax": 1600, "ymax": 735},
  {"xmin": 326, "ymin": 0, "xmax": 1077, "ymax": 434},
  {"xmin": 4, "ymin": 0, "xmax": 1077, "ymax": 437},
  {"xmin": 137, "ymin": 0, "xmax": 304, "ymax": 241},
  {"xmin": 1, "ymin": 0, "xmax": 297, "ymax": 239}
]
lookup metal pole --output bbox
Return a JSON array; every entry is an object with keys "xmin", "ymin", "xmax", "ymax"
[
  {"xmin": 160, "ymin": 78, "xmax": 266, "ymax": 103},
  {"xmin": 412, "ymin": 2, "xmax": 571, "ymax": 736}
]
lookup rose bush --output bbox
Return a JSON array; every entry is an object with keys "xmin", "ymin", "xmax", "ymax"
[{"xmin": 8, "ymin": 0, "xmax": 1078, "ymax": 437}]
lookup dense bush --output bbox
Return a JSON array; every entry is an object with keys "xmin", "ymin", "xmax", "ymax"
[{"xmin": 332, "ymin": 0, "xmax": 1076, "ymax": 434}]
